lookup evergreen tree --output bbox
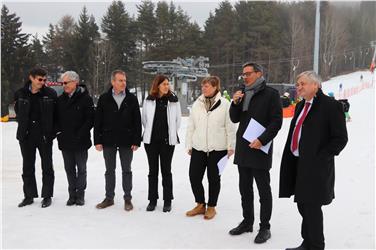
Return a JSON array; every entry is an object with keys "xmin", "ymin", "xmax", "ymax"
[
  {"xmin": 102, "ymin": 0, "xmax": 136, "ymax": 72},
  {"xmin": 72, "ymin": 6, "xmax": 100, "ymax": 89},
  {"xmin": 1, "ymin": 5, "xmax": 30, "ymax": 116},
  {"xmin": 136, "ymin": 0, "xmax": 157, "ymax": 56},
  {"xmin": 203, "ymin": 1, "xmax": 236, "ymax": 89},
  {"xmin": 30, "ymin": 34, "xmax": 46, "ymax": 66},
  {"xmin": 42, "ymin": 16, "xmax": 76, "ymax": 79},
  {"xmin": 42, "ymin": 24, "xmax": 62, "ymax": 81},
  {"xmin": 155, "ymin": 1, "xmax": 169, "ymax": 46},
  {"xmin": 55, "ymin": 15, "xmax": 76, "ymax": 71}
]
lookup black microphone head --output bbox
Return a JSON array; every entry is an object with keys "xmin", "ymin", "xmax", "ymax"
[{"xmin": 236, "ymin": 84, "xmax": 245, "ymax": 93}]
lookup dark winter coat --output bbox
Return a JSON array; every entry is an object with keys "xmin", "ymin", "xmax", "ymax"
[
  {"xmin": 229, "ymin": 80, "xmax": 283, "ymax": 169},
  {"xmin": 56, "ymin": 85, "xmax": 94, "ymax": 151},
  {"xmin": 279, "ymin": 89, "xmax": 348, "ymax": 205},
  {"xmin": 14, "ymin": 83, "xmax": 57, "ymax": 142},
  {"xmin": 94, "ymin": 87, "xmax": 141, "ymax": 147}
]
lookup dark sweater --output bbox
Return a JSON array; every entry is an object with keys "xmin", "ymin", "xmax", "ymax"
[
  {"xmin": 29, "ymin": 92, "xmax": 42, "ymax": 124},
  {"xmin": 151, "ymin": 95, "xmax": 169, "ymax": 144}
]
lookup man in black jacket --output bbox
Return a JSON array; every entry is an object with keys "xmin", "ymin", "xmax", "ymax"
[
  {"xmin": 14, "ymin": 67, "xmax": 57, "ymax": 208},
  {"xmin": 56, "ymin": 71, "xmax": 94, "ymax": 206},
  {"xmin": 94, "ymin": 70, "xmax": 141, "ymax": 211},
  {"xmin": 279, "ymin": 71, "xmax": 348, "ymax": 250},
  {"xmin": 229, "ymin": 62, "xmax": 282, "ymax": 243}
]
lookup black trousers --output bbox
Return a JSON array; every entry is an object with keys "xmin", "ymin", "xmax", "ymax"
[
  {"xmin": 61, "ymin": 150, "xmax": 88, "ymax": 199},
  {"xmin": 189, "ymin": 148, "xmax": 227, "ymax": 207},
  {"xmin": 19, "ymin": 131, "xmax": 54, "ymax": 198},
  {"xmin": 103, "ymin": 146, "xmax": 133, "ymax": 200},
  {"xmin": 238, "ymin": 166, "xmax": 272, "ymax": 230},
  {"xmin": 297, "ymin": 203, "xmax": 325, "ymax": 250},
  {"xmin": 144, "ymin": 143, "xmax": 175, "ymax": 201}
]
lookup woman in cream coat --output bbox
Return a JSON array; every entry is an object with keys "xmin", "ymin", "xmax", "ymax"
[{"xmin": 185, "ymin": 76, "xmax": 236, "ymax": 220}]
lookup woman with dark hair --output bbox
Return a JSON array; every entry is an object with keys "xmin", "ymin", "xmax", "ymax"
[
  {"xmin": 185, "ymin": 76, "xmax": 236, "ymax": 220},
  {"xmin": 141, "ymin": 75, "xmax": 181, "ymax": 212}
]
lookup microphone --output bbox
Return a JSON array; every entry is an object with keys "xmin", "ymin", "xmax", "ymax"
[{"xmin": 235, "ymin": 84, "xmax": 245, "ymax": 104}]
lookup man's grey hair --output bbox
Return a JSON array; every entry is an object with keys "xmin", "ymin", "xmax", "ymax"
[
  {"xmin": 61, "ymin": 71, "xmax": 80, "ymax": 82},
  {"xmin": 296, "ymin": 70, "xmax": 322, "ymax": 88},
  {"xmin": 111, "ymin": 70, "xmax": 126, "ymax": 81}
]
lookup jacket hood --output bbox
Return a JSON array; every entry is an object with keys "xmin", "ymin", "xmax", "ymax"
[{"xmin": 146, "ymin": 92, "xmax": 179, "ymax": 102}]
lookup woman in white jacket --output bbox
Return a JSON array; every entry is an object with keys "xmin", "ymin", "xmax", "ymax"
[
  {"xmin": 185, "ymin": 76, "xmax": 236, "ymax": 220},
  {"xmin": 142, "ymin": 75, "xmax": 181, "ymax": 212}
]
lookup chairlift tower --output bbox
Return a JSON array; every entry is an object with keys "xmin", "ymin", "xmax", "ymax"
[{"xmin": 142, "ymin": 56, "xmax": 210, "ymax": 115}]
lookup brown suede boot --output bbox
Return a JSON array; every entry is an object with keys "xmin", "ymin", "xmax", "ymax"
[
  {"xmin": 186, "ymin": 203, "xmax": 206, "ymax": 216},
  {"xmin": 96, "ymin": 198, "xmax": 114, "ymax": 209},
  {"xmin": 124, "ymin": 199, "xmax": 133, "ymax": 211},
  {"xmin": 204, "ymin": 206, "xmax": 216, "ymax": 220}
]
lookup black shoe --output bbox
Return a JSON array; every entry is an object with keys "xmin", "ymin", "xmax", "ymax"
[
  {"xmin": 18, "ymin": 198, "xmax": 34, "ymax": 207},
  {"xmin": 286, "ymin": 243, "xmax": 307, "ymax": 250},
  {"xmin": 254, "ymin": 229, "xmax": 271, "ymax": 244},
  {"xmin": 163, "ymin": 200, "xmax": 172, "ymax": 212},
  {"xmin": 66, "ymin": 197, "xmax": 76, "ymax": 206},
  {"xmin": 75, "ymin": 198, "xmax": 85, "ymax": 206},
  {"xmin": 229, "ymin": 220, "xmax": 253, "ymax": 235},
  {"xmin": 146, "ymin": 200, "xmax": 157, "ymax": 211},
  {"xmin": 41, "ymin": 198, "xmax": 52, "ymax": 208}
]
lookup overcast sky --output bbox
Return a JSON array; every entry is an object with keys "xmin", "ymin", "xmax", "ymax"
[{"xmin": 4, "ymin": 1, "xmax": 221, "ymax": 39}]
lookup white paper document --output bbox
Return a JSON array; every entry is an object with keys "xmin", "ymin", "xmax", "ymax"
[
  {"xmin": 242, "ymin": 118, "xmax": 272, "ymax": 154},
  {"xmin": 217, "ymin": 155, "xmax": 229, "ymax": 176}
]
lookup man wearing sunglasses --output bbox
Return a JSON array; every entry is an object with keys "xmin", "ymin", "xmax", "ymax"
[
  {"xmin": 56, "ymin": 71, "xmax": 94, "ymax": 206},
  {"xmin": 229, "ymin": 62, "xmax": 282, "ymax": 244},
  {"xmin": 14, "ymin": 67, "xmax": 57, "ymax": 208}
]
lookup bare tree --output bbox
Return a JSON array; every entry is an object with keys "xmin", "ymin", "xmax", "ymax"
[
  {"xmin": 289, "ymin": 10, "xmax": 304, "ymax": 83},
  {"xmin": 320, "ymin": 5, "xmax": 348, "ymax": 80}
]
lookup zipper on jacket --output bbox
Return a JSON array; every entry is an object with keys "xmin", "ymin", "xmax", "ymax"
[
  {"xmin": 206, "ymin": 111, "xmax": 210, "ymax": 154},
  {"xmin": 167, "ymin": 101, "xmax": 171, "ymax": 145}
]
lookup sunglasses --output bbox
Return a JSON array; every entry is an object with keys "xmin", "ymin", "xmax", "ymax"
[
  {"xmin": 62, "ymin": 80, "xmax": 75, "ymax": 85},
  {"xmin": 37, "ymin": 78, "xmax": 47, "ymax": 82}
]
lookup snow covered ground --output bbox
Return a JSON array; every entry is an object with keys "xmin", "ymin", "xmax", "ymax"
[{"xmin": 2, "ymin": 71, "xmax": 375, "ymax": 249}]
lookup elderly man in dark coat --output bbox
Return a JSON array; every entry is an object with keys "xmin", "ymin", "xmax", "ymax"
[
  {"xmin": 56, "ymin": 71, "xmax": 94, "ymax": 206},
  {"xmin": 279, "ymin": 71, "xmax": 348, "ymax": 250},
  {"xmin": 229, "ymin": 62, "xmax": 282, "ymax": 244}
]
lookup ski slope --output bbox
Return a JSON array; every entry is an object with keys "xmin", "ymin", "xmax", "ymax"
[{"xmin": 1, "ymin": 71, "xmax": 375, "ymax": 249}]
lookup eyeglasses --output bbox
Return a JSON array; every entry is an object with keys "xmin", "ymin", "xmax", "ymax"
[
  {"xmin": 62, "ymin": 80, "xmax": 74, "ymax": 85},
  {"xmin": 241, "ymin": 71, "xmax": 256, "ymax": 78},
  {"xmin": 37, "ymin": 78, "xmax": 47, "ymax": 82}
]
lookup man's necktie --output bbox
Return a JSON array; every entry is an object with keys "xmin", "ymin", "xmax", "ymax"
[{"xmin": 291, "ymin": 102, "xmax": 311, "ymax": 152}]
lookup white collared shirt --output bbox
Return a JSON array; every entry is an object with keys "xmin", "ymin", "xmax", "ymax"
[{"xmin": 291, "ymin": 98, "xmax": 313, "ymax": 156}]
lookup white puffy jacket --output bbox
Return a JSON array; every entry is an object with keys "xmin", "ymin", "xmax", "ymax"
[
  {"xmin": 142, "ymin": 94, "xmax": 181, "ymax": 145},
  {"xmin": 185, "ymin": 92, "xmax": 236, "ymax": 152}
]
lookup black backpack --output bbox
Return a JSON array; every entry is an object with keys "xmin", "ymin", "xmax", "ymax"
[{"xmin": 338, "ymin": 99, "xmax": 350, "ymax": 112}]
